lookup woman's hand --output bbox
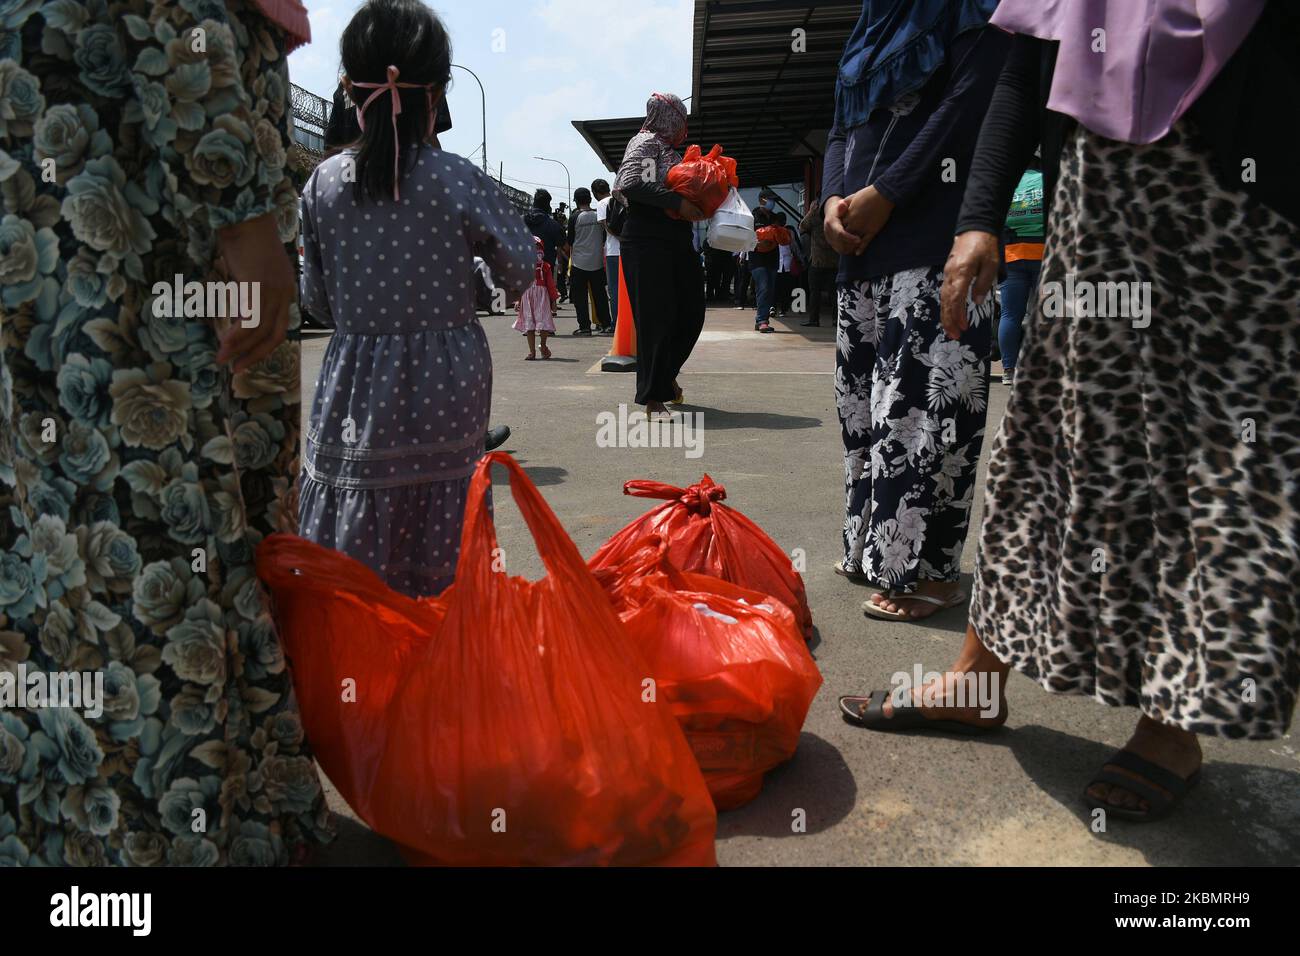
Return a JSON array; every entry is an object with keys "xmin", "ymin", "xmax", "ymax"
[
  {"xmin": 676, "ymin": 198, "xmax": 708, "ymax": 221},
  {"xmin": 940, "ymin": 230, "xmax": 999, "ymax": 340},
  {"xmin": 822, "ymin": 195, "xmax": 860, "ymax": 255},
  {"xmin": 214, "ymin": 212, "xmax": 295, "ymax": 373},
  {"xmin": 841, "ymin": 185, "xmax": 895, "ymax": 255}
]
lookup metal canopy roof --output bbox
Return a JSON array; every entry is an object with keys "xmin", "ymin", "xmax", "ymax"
[{"xmin": 573, "ymin": 0, "xmax": 860, "ymax": 188}]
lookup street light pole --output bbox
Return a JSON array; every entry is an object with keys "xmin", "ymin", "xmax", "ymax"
[
  {"xmin": 533, "ymin": 156, "xmax": 570, "ymax": 211},
  {"xmin": 450, "ymin": 63, "xmax": 487, "ymax": 173}
]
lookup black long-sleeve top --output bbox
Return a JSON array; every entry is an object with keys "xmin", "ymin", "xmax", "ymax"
[
  {"xmin": 953, "ymin": 35, "xmax": 1064, "ymax": 239},
  {"xmin": 621, "ymin": 179, "xmax": 691, "ymax": 242},
  {"xmin": 822, "ymin": 25, "xmax": 1010, "ymax": 283}
]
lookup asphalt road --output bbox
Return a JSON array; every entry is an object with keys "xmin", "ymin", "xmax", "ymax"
[{"xmin": 301, "ymin": 299, "xmax": 1300, "ymax": 867}]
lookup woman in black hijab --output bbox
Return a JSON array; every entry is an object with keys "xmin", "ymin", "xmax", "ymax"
[{"xmin": 613, "ymin": 93, "xmax": 709, "ymax": 414}]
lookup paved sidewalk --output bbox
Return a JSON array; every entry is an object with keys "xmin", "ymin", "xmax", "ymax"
[{"xmin": 302, "ymin": 301, "xmax": 1300, "ymax": 866}]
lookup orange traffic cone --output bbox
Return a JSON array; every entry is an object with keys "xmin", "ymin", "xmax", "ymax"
[{"xmin": 601, "ymin": 257, "xmax": 637, "ymax": 372}]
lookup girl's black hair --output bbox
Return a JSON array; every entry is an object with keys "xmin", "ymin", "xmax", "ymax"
[{"xmin": 340, "ymin": 0, "xmax": 452, "ymax": 204}]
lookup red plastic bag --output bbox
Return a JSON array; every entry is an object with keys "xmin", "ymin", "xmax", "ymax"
[
  {"xmin": 666, "ymin": 144, "xmax": 739, "ymax": 219},
  {"xmin": 756, "ymin": 224, "xmax": 791, "ymax": 246},
  {"xmin": 590, "ymin": 476, "xmax": 814, "ymax": 641},
  {"xmin": 260, "ymin": 453, "xmax": 717, "ymax": 866},
  {"xmin": 595, "ymin": 536, "xmax": 822, "ymax": 809},
  {"xmin": 257, "ymin": 534, "xmax": 447, "ymax": 811}
]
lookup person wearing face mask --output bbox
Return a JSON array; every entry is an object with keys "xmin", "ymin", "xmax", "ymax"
[{"xmin": 612, "ymin": 93, "xmax": 710, "ymax": 414}]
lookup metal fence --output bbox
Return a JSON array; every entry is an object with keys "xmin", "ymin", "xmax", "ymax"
[
  {"xmin": 290, "ymin": 82, "xmax": 330, "ymax": 160},
  {"xmin": 492, "ymin": 178, "xmax": 533, "ymax": 215}
]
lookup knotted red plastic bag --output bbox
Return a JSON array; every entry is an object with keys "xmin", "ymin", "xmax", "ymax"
[
  {"xmin": 264, "ymin": 453, "xmax": 717, "ymax": 866},
  {"xmin": 666, "ymin": 144, "xmax": 739, "ymax": 219},
  {"xmin": 257, "ymin": 534, "xmax": 447, "ymax": 811},
  {"xmin": 590, "ymin": 476, "xmax": 813, "ymax": 641},
  {"xmin": 595, "ymin": 536, "xmax": 822, "ymax": 809}
]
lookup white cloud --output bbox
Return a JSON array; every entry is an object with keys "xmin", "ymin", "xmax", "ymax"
[
  {"xmin": 487, "ymin": 76, "xmax": 630, "ymax": 197},
  {"xmin": 534, "ymin": 0, "xmax": 692, "ymax": 80}
]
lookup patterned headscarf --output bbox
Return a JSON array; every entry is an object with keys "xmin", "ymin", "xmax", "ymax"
[{"xmin": 613, "ymin": 92, "xmax": 689, "ymax": 196}]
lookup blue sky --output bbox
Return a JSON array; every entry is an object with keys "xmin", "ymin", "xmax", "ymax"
[{"xmin": 289, "ymin": 0, "xmax": 698, "ymax": 206}]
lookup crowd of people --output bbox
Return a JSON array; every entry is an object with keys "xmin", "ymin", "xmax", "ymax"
[
  {"xmin": 505, "ymin": 189, "xmax": 846, "ymax": 340},
  {"xmin": 0, "ymin": 0, "xmax": 1295, "ymax": 867}
]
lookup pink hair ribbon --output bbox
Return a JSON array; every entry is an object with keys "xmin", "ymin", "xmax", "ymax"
[{"xmin": 351, "ymin": 64, "xmax": 436, "ymax": 201}]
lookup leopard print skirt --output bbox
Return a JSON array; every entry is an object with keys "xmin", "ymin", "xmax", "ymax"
[{"xmin": 970, "ymin": 120, "xmax": 1300, "ymax": 740}]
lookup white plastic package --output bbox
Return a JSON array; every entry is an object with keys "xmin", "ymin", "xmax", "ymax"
[{"xmin": 706, "ymin": 188, "xmax": 757, "ymax": 253}]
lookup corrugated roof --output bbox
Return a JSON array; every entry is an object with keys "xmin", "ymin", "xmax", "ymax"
[{"xmin": 573, "ymin": 0, "xmax": 859, "ymax": 188}]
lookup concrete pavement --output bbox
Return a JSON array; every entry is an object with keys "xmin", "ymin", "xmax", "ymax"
[{"xmin": 301, "ymin": 299, "xmax": 1300, "ymax": 866}]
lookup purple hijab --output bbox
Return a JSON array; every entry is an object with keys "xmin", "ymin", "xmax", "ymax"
[{"xmin": 991, "ymin": 0, "xmax": 1265, "ymax": 143}]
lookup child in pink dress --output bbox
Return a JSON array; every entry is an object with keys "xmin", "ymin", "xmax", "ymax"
[{"xmin": 513, "ymin": 237, "xmax": 558, "ymax": 359}]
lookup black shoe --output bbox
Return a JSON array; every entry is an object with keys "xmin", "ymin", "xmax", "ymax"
[
  {"xmin": 485, "ymin": 425, "xmax": 511, "ymax": 451},
  {"xmin": 572, "ymin": 328, "xmax": 592, "ymax": 336},
  {"xmin": 800, "ymin": 319, "xmax": 820, "ymax": 327}
]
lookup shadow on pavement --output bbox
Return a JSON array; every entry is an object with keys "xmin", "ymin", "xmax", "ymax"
[
  {"xmin": 715, "ymin": 733, "xmax": 856, "ymax": 840},
  {"xmin": 689, "ymin": 406, "xmax": 822, "ymax": 431},
  {"xmin": 953, "ymin": 724, "xmax": 1300, "ymax": 865},
  {"xmin": 313, "ymin": 815, "xmax": 405, "ymax": 867},
  {"xmin": 806, "ymin": 624, "xmax": 823, "ymax": 655},
  {"xmin": 489, "ymin": 459, "xmax": 569, "ymax": 487}
]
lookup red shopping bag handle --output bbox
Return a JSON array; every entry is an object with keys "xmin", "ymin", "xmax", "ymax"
[
  {"xmin": 622, "ymin": 476, "xmax": 727, "ymax": 514},
  {"xmin": 459, "ymin": 452, "xmax": 599, "ymax": 591}
]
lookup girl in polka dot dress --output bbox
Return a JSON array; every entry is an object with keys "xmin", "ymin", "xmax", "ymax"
[
  {"xmin": 513, "ymin": 237, "xmax": 559, "ymax": 359},
  {"xmin": 297, "ymin": 0, "xmax": 535, "ymax": 596}
]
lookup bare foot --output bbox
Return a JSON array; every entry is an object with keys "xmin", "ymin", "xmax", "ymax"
[
  {"xmin": 844, "ymin": 632, "xmax": 1010, "ymax": 731},
  {"xmin": 882, "ymin": 634, "xmax": 1010, "ymax": 729},
  {"xmin": 1085, "ymin": 717, "xmax": 1202, "ymax": 814}
]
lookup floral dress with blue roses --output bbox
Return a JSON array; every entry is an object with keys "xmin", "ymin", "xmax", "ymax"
[{"xmin": 0, "ymin": 0, "xmax": 330, "ymax": 865}]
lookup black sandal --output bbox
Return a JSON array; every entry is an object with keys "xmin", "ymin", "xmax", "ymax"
[
  {"xmin": 838, "ymin": 689, "xmax": 1001, "ymax": 736},
  {"xmin": 1083, "ymin": 750, "xmax": 1202, "ymax": 822}
]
